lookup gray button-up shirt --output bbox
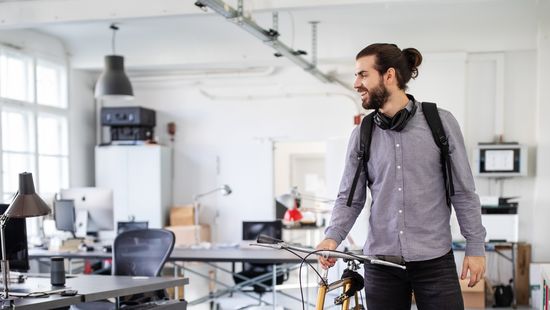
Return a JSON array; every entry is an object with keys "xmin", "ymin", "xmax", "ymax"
[{"xmin": 325, "ymin": 99, "xmax": 486, "ymax": 261}]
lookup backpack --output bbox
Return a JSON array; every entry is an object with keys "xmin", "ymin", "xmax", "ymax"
[
  {"xmin": 346, "ymin": 102, "xmax": 455, "ymax": 210},
  {"xmin": 493, "ymin": 279, "xmax": 513, "ymax": 307}
]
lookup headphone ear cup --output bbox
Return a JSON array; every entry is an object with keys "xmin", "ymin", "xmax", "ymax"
[
  {"xmin": 390, "ymin": 110, "xmax": 409, "ymax": 130},
  {"xmin": 374, "ymin": 103, "xmax": 417, "ymax": 131},
  {"xmin": 374, "ymin": 112, "xmax": 391, "ymax": 130}
]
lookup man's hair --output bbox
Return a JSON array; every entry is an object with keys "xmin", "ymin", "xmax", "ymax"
[{"xmin": 356, "ymin": 43, "xmax": 422, "ymax": 90}]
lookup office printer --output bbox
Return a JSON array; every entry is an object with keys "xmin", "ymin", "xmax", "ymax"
[{"xmin": 480, "ymin": 196, "xmax": 518, "ymax": 242}]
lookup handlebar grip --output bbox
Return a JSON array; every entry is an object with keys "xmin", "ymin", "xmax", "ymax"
[{"xmin": 256, "ymin": 234, "xmax": 283, "ymax": 245}]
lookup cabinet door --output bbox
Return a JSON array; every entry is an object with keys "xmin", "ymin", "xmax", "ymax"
[
  {"xmin": 95, "ymin": 147, "xmax": 129, "ymax": 227},
  {"xmin": 127, "ymin": 146, "xmax": 162, "ymax": 227}
]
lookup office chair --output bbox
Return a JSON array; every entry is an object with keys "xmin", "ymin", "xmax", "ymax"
[
  {"xmin": 71, "ymin": 229, "xmax": 183, "ymax": 310},
  {"xmin": 232, "ymin": 221, "xmax": 288, "ymax": 309}
]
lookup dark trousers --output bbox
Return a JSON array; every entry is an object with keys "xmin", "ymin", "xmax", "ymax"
[{"xmin": 364, "ymin": 250, "xmax": 464, "ymax": 310}]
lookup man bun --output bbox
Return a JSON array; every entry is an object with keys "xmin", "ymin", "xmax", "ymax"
[{"xmin": 402, "ymin": 48, "xmax": 422, "ymax": 79}]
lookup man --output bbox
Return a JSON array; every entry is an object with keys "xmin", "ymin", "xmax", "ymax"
[{"xmin": 316, "ymin": 43, "xmax": 486, "ymax": 310}]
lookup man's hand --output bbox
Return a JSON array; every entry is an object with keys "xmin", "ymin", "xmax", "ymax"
[
  {"xmin": 461, "ymin": 255, "xmax": 486, "ymax": 287},
  {"xmin": 315, "ymin": 239, "xmax": 338, "ymax": 269}
]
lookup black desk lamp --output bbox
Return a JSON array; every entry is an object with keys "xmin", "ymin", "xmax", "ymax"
[{"xmin": 0, "ymin": 173, "xmax": 51, "ymax": 305}]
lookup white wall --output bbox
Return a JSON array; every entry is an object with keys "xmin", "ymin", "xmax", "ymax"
[
  {"xmin": 69, "ymin": 69, "xmax": 96, "ymax": 187},
  {"xmin": 532, "ymin": 6, "xmax": 550, "ymax": 261},
  {"xmin": 111, "ymin": 67, "xmax": 357, "ymax": 242}
]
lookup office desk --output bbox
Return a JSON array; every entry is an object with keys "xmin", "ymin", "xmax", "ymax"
[
  {"xmin": 30, "ymin": 247, "xmax": 316, "ymax": 308},
  {"xmin": 11, "ymin": 291, "xmax": 81, "ymax": 310},
  {"xmin": 170, "ymin": 247, "xmax": 317, "ymax": 308},
  {"xmin": 8, "ymin": 274, "xmax": 188, "ymax": 309},
  {"xmin": 453, "ymin": 241, "xmax": 521, "ymax": 306}
]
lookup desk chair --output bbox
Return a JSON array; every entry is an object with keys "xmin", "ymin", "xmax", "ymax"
[
  {"xmin": 232, "ymin": 221, "xmax": 287, "ymax": 309},
  {"xmin": 71, "ymin": 229, "xmax": 180, "ymax": 310}
]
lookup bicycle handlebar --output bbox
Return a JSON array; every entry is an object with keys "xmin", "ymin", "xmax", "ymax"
[{"xmin": 254, "ymin": 234, "xmax": 406, "ymax": 270}]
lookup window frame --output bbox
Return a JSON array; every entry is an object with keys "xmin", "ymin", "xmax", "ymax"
[{"xmin": 0, "ymin": 44, "xmax": 70, "ymax": 201}]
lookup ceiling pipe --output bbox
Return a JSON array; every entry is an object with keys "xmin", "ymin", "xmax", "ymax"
[{"xmin": 195, "ymin": 0, "xmax": 333, "ymax": 83}]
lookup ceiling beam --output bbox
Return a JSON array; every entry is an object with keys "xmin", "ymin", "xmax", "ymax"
[
  {"xmin": 0, "ymin": 0, "xmax": 201, "ymax": 29},
  {"xmin": 0, "ymin": 0, "xmax": 425, "ymax": 29}
]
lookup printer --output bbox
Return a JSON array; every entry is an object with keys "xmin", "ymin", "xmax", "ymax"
[{"xmin": 480, "ymin": 196, "xmax": 518, "ymax": 242}]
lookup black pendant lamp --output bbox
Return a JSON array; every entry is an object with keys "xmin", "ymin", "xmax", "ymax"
[{"xmin": 94, "ymin": 23, "xmax": 134, "ymax": 100}]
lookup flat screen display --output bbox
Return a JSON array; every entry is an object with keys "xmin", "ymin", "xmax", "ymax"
[
  {"xmin": 242, "ymin": 221, "xmax": 282, "ymax": 240},
  {"xmin": 479, "ymin": 148, "xmax": 520, "ymax": 173},
  {"xmin": 0, "ymin": 204, "xmax": 29, "ymax": 272}
]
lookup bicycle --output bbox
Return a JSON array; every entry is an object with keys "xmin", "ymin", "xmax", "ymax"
[{"xmin": 253, "ymin": 234, "xmax": 406, "ymax": 310}]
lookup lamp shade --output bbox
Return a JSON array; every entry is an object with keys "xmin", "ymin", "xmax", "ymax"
[
  {"xmin": 4, "ymin": 173, "xmax": 51, "ymax": 218},
  {"xmin": 94, "ymin": 55, "xmax": 134, "ymax": 100}
]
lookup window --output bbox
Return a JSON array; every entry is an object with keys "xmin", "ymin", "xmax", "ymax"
[{"xmin": 0, "ymin": 46, "xmax": 69, "ymax": 202}]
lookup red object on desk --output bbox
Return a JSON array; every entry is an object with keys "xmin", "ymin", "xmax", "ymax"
[{"xmin": 284, "ymin": 208, "xmax": 303, "ymax": 222}]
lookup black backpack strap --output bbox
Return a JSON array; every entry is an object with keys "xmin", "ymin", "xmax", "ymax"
[
  {"xmin": 422, "ymin": 102, "xmax": 455, "ymax": 209},
  {"xmin": 346, "ymin": 113, "xmax": 375, "ymax": 207}
]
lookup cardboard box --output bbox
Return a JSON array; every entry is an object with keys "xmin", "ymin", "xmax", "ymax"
[
  {"xmin": 170, "ymin": 205, "xmax": 195, "ymax": 226},
  {"xmin": 166, "ymin": 225, "xmax": 210, "ymax": 246},
  {"xmin": 515, "ymin": 242, "xmax": 531, "ymax": 305},
  {"xmin": 460, "ymin": 278, "xmax": 485, "ymax": 308}
]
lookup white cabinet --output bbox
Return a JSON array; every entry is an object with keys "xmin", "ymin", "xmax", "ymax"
[{"xmin": 95, "ymin": 145, "xmax": 172, "ymax": 229}]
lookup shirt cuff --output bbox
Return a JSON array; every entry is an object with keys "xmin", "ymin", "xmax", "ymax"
[
  {"xmin": 465, "ymin": 241, "xmax": 486, "ymax": 257},
  {"xmin": 324, "ymin": 227, "xmax": 346, "ymax": 246}
]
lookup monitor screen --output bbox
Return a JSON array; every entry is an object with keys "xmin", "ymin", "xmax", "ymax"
[
  {"xmin": 474, "ymin": 144, "xmax": 527, "ymax": 177},
  {"xmin": 0, "ymin": 204, "xmax": 29, "ymax": 272},
  {"xmin": 60, "ymin": 188, "xmax": 114, "ymax": 232},
  {"xmin": 242, "ymin": 220, "xmax": 282, "ymax": 241},
  {"xmin": 117, "ymin": 221, "xmax": 148, "ymax": 235},
  {"xmin": 54, "ymin": 199, "xmax": 76, "ymax": 234}
]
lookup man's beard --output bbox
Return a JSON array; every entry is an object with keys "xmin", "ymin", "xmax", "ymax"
[{"xmin": 362, "ymin": 80, "xmax": 390, "ymax": 110}]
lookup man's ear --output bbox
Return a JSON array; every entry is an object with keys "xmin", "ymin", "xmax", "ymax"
[{"xmin": 384, "ymin": 67, "xmax": 397, "ymax": 86}]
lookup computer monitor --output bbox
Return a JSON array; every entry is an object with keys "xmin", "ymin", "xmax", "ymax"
[
  {"xmin": 54, "ymin": 199, "xmax": 76, "ymax": 237},
  {"xmin": 0, "ymin": 204, "xmax": 29, "ymax": 272},
  {"xmin": 59, "ymin": 188, "xmax": 114, "ymax": 234},
  {"xmin": 242, "ymin": 220, "xmax": 282, "ymax": 241},
  {"xmin": 117, "ymin": 221, "xmax": 148, "ymax": 235}
]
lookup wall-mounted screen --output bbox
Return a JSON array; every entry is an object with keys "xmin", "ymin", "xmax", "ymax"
[{"xmin": 473, "ymin": 144, "xmax": 527, "ymax": 177}]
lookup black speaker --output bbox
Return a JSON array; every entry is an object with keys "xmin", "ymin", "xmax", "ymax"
[
  {"xmin": 110, "ymin": 126, "xmax": 154, "ymax": 141},
  {"xmin": 101, "ymin": 107, "xmax": 156, "ymax": 127}
]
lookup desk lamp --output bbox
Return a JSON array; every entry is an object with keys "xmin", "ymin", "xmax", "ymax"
[
  {"xmin": 192, "ymin": 185, "xmax": 232, "ymax": 244},
  {"xmin": 0, "ymin": 173, "xmax": 51, "ymax": 305}
]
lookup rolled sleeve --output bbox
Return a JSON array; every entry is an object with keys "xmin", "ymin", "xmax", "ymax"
[
  {"xmin": 442, "ymin": 111, "xmax": 487, "ymax": 256},
  {"xmin": 324, "ymin": 126, "xmax": 366, "ymax": 245}
]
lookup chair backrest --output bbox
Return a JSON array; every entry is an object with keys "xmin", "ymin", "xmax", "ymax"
[
  {"xmin": 113, "ymin": 228, "xmax": 175, "ymax": 277},
  {"xmin": 235, "ymin": 220, "xmax": 286, "ymax": 293},
  {"xmin": 241, "ymin": 220, "xmax": 282, "ymax": 271}
]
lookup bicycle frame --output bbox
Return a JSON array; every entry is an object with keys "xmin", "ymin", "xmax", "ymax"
[{"xmin": 316, "ymin": 269, "xmax": 361, "ymax": 310}]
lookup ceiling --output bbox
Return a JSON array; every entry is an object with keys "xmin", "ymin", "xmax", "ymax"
[{"xmin": 0, "ymin": 0, "xmax": 541, "ymax": 71}]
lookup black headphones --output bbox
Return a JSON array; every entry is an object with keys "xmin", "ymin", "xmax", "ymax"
[{"xmin": 373, "ymin": 96, "xmax": 417, "ymax": 132}]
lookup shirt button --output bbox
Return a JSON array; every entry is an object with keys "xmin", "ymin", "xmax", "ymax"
[
  {"xmin": 399, "ymin": 210, "xmax": 403, "ymax": 213},
  {"xmin": 398, "ymin": 187, "xmax": 402, "ymax": 191},
  {"xmin": 400, "ymin": 231, "xmax": 403, "ymax": 234},
  {"xmin": 397, "ymin": 165, "xmax": 401, "ymax": 169},
  {"xmin": 396, "ymin": 144, "xmax": 400, "ymax": 147}
]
